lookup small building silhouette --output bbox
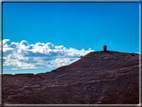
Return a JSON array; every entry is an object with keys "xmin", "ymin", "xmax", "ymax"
[{"xmin": 104, "ymin": 45, "xmax": 107, "ymax": 51}]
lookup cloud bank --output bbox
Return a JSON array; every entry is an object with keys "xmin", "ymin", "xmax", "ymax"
[
  {"xmin": 1, "ymin": 39, "xmax": 94, "ymax": 70},
  {"xmin": 11, "ymin": 68, "xmax": 18, "ymax": 70}
]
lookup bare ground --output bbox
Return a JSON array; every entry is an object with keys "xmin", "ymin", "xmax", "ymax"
[{"xmin": 2, "ymin": 51, "xmax": 141, "ymax": 104}]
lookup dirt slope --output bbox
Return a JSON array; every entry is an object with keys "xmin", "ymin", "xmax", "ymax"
[{"xmin": 2, "ymin": 51, "xmax": 141, "ymax": 104}]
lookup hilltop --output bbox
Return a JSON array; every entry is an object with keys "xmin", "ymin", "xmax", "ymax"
[{"xmin": 3, "ymin": 51, "xmax": 141, "ymax": 104}]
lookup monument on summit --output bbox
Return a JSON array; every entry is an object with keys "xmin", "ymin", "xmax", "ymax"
[{"xmin": 104, "ymin": 45, "xmax": 107, "ymax": 51}]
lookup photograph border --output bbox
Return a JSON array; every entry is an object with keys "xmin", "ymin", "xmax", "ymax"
[{"xmin": 1, "ymin": 0, "xmax": 141, "ymax": 107}]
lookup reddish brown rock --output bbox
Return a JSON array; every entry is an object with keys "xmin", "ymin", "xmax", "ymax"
[{"xmin": 2, "ymin": 51, "xmax": 141, "ymax": 104}]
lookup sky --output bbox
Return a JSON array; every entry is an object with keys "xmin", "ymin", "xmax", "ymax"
[{"xmin": 2, "ymin": 2, "xmax": 139, "ymax": 74}]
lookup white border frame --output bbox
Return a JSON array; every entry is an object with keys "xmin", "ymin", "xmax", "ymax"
[{"xmin": 1, "ymin": 0, "xmax": 141, "ymax": 107}]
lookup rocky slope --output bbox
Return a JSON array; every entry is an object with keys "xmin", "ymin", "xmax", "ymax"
[{"xmin": 2, "ymin": 51, "xmax": 141, "ymax": 104}]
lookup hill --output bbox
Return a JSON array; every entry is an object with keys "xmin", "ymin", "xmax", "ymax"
[{"xmin": 2, "ymin": 51, "xmax": 141, "ymax": 104}]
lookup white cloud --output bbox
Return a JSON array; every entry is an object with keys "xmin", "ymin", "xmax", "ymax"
[
  {"xmin": 11, "ymin": 68, "xmax": 18, "ymax": 70},
  {"xmin": 4, "ymin": 69, "xmax": 7, "ymax": 70},
  {"xmin": 2, "ymin": 39, "xmax": 94, "ymax": 69}
]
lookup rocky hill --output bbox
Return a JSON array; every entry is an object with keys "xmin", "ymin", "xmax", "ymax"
[{"xmin": 2, "ymin": 51, "xmax": 141, "ymax": 104}]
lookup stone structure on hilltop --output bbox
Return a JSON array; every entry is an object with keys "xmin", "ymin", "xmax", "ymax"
[{"xmin": 104, "ymin": 45, "xmax": 107, "ymax": 51}]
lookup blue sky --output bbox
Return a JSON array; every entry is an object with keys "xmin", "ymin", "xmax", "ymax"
[{"xmin": 2, "ymin": 3, "xmax": 139, "ymax": 74}]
